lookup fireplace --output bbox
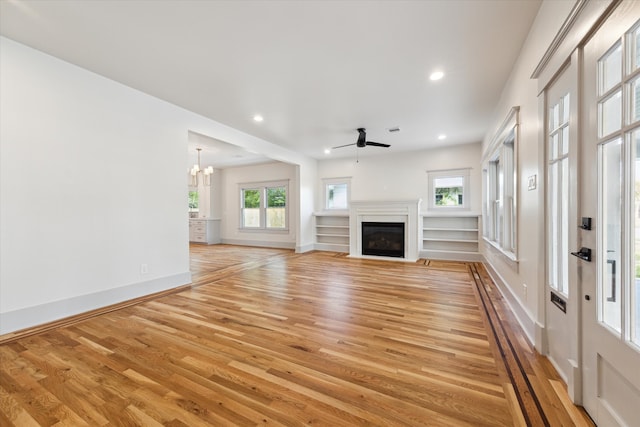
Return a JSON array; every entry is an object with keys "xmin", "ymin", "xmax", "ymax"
[
  {"xmin": 362, "ymin": 222, "xmax": 405, "ymax": 258},
  {"xmin": 349, "ymin": 199, "xmax": 421, "ymax": 262}
]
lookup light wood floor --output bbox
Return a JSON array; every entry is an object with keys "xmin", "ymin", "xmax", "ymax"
[{"xmin": 0, "ymin": 245, "xmax": 595, "ymax": 426}]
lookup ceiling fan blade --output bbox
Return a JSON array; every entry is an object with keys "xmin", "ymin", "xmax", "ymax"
[
  {"xmin": 332, "ymin": 143, "xmax": 357, "ymax": 149},
  {"xmin": 365, "ymin": 141, "xmax": 391, "ymax": 148}
]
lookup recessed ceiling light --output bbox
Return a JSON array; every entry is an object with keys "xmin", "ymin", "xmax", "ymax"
[
  {"xmin": 438, "ymin": 134, "xmax": 447, "ymax": 140},
  {"xmin": 324, "ymin": 149, "xmax": 331, "ymax": 155},
  {"xmin": 429, "ymin": 71, "xmax": 444, "ymax": 81},
  {"xmin": 253, "ymin": 115, "xmax": 264, "ymax": 122}
]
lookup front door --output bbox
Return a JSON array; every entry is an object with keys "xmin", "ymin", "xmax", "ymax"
[{"xmin": 581, "ymin": 3, "xmax": 640, "ymax": 425}]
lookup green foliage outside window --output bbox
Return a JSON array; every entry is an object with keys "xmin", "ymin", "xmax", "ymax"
[
  {"xmin": 243, "ymin": 189, "xmax": 260, "ymax": 208},
  {"xmin": 435, "ymin": 186, "xmax": 463, "ymax": 206},
  {"xmin": 267, "ymin": 187, "xmax": 286, "ymax": 207},
  {"xmin": 188, "ymin": 191, "xmax": 199, "ymax": 211}
]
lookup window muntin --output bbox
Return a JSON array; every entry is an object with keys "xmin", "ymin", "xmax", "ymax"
[{"xmin": 240, "ymin": 181, "xmax": 288, "ymax": 231}]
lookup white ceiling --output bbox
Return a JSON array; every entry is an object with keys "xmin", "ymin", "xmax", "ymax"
[{"xmin": 0, "ymin": 0, "xmax": 542, "ymax": 165}]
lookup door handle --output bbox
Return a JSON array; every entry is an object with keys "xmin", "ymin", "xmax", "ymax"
[
  {"xmin": 607, "ymin": 259, "xmax": 616, "ymax": 302},
  {"xmin": 571, "ymin": 247, "xmax": 592, "ymax": 262}
]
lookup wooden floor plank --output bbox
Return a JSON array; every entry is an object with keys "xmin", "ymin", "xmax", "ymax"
[{"xmin": 0, "ymin": 245, "xmax": 594, "ymax": 425}]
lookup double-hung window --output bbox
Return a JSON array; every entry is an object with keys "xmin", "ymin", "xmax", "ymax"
[
  {"xmin": 483, "ymin": 107, "xmax": 519, "ymax": 259},
  {"xmin": 240, "ymin": 180, "xmax": 288, "ymax": 230}
]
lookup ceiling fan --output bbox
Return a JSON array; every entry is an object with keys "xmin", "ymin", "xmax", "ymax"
[{"xmin": 332, "ymin": 128, "xmax": 391, "ymax": 150}]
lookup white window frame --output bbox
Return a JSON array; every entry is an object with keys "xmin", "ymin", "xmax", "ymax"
[
  {"xmin": 427, "ymin": 168, "xmax": 471, "ymax": 210},
  {"xmin": 239, "ymin": 179, "xmax": 289, "ymax": 232},
  {"xmin": 483, "ymin": 106, "xmax": 519, "ymax": 261},
  {"xmin": 322, "ymin": 177, "xmax": 351, "ymax": 211}
]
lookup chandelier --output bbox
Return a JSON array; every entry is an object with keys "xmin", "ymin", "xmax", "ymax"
[{"xmin": 190, "ymin": 148, "xmax": 214, "ymax": 187}]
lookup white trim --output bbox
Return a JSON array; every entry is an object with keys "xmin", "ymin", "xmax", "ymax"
[
  {"xmin": 0, "ymin": 272, "xmax": 192, "ymax": 335},
  {"xmin": 321, "ymin": 176, "xmax": 352, "ymax": 211},
  {"xmin": 349, "ymin": 199, "xmax": 422, "ymax": 262},
  {"xmin": 239, "ymin": 179, "xmax": 289, "ymax": 231},
  {"xmin": 483, "ymin": 261, "xmax": 536, "ymax": 346},
  {"xmin": 426, "ymin": 168, "xmax": 471, "ymax": 211},
  {"xmin": 221, "ymin": 238, "xmax": 295, "ymax": 250},
  {"xmin": 295, "ymin": 243, "xmax": 315, "ymax": 253}
]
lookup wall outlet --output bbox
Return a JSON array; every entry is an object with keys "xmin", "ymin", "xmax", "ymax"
[
  {"xmin": 140, "ymin": 264, "xmax": 148, "ymax": 274},
  {"xmin": 523, "ymin": 283, "xmax": 527, "ymax": 300}
]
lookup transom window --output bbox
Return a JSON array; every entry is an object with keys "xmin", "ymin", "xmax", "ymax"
[{"xmin": 240, "ymin": 180, "xmax": 288, "ymax": 230}]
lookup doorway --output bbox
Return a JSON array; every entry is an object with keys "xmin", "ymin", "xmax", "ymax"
[{"xmin": 580, "ymin": 4, "xmax": 640, "ymax": 425}]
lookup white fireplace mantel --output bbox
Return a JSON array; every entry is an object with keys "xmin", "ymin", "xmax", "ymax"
[{"xmin": 349, "ymin": 199, "xmax": 422, "ymax": 262}]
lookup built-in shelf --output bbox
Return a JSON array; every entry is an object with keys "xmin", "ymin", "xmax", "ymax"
[
  {"xmin": 314, "ymin": 212, "xmax": 350, "ymax": 252},
  {"xmin": 421, "ymin": 214, "xmax": 481, "ymax": 261}
]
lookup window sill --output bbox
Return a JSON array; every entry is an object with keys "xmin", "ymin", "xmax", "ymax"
[
  {"xmin": 314, "ymin": 211, "xmax": 349, "ymax": 216},
  {"xmin": 239, "ymin": 228, "xmax": 289, "ymax": 234},
  {"xmin": 483, "ymin": 237, "xmax": 518, "ymax": 263}
]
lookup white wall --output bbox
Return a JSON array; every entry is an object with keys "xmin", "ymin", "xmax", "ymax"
[
  {"xmin": 480, "ymin": 0, "xmax": 576, "ymax": 343},
  {"xmin": 220, "ymin": 162, "xmax": 298, "ymax": 248},
  {"xmin": 317, "ymin": 143, "xmax": 482, "ymax": 212},
  {"xmin": 0, "ymin": 37, "xmax": 315, "ymax": 334}
]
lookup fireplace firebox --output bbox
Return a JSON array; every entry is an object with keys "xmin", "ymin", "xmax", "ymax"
[{"xmin": 361, "ymin": 222, "xmax": 405, "ymax": 258}]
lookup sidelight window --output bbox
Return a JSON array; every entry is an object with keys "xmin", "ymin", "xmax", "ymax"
[{"xmin": 548, "ymin": 93, "xmax": 570, "ymax": 296}]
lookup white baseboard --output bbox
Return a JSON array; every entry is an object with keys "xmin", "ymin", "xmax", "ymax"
[
  {"xmin": 296, "ymin": 243, "xmax": 315, "ymax": 253},
  {"xmin": 314, "ymin": 243, "xmax": 349, "ymax": 253},
  {"xmin": 483, "ymin": 261, "xmax": 536, "ymax": 346},
  {"xmin": 0, "ymin": 271, "xmax": 191, "ymax": 335},
  {"xmin": 419, "ymin": 250, "xmax": 485, "ymax": 262},
  {"xmin": 221, "ymin": 238, "xmax": 296, "ymax": 250}
]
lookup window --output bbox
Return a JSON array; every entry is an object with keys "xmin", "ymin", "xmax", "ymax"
[
  {"xmin": 322, "ymin": 177, "xmax": 351, "ymax": 210},
  {"xmin": 188, "ymin": 190, "xmax": 199, "ymax": 213},
  {"xmin": 240, "ymin": 180, "xmax": 288, "ymax": 230},
  {"xmin": 483, "ymin": 107, "xmax": 519, "ymax": 260},
  {"xmin": 427, "ymin": 169, "xmax": 470, "ymax": 210},
  {"xmin": 596, "ymin": 21, "xmax": 640, "ymax": 345},
  {"xmin": 548, "ymin": 93, "xmax": 570, "ymax": 296}
]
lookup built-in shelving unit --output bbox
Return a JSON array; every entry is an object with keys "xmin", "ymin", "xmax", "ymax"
[
  {"xmin": 314, "ymin": 212, "xmax": 350, "ymax": 252},
  {"xmin": 421, "ymin": 213, "xmax": 482, "ymax": 261}
]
